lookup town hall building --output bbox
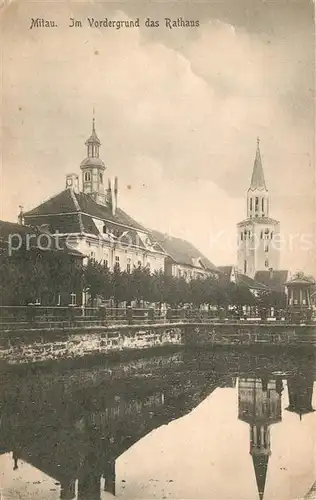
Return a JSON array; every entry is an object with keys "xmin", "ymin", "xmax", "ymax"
[
  {"xmin": 23, "ymin": 119, "xmax": 217, "ymax": 288},
  {"xmin": 23, "ymin": 119, "xmax": 167, "ymax": 276}
]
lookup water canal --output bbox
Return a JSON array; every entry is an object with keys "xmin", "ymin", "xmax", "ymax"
[{"xmin": 0, "ymin": 348, "xmax": 315, "ymax": 500}]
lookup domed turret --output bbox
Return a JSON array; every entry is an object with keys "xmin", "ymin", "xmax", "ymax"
[{"xmin": 80, "ymin": 117, "xmax": 106, "ymax": 205}]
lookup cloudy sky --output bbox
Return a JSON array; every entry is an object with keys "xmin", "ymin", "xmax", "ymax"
[{"xmin": 0, "ymin": 0, "xmax": 315, "ymax": 273}]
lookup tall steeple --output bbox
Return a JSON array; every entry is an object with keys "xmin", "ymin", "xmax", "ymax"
[
  {"xmin": 237, "ymin": 138, "xmax": 280, "ymax": 278},
  {"xmin": 247, "ymin": 138, "xmax": 269, "ymax": 218},
  {"xmin": 250, "ymin": 138, "xmax": 267, "ymax": 191},
  {"xmin": 80, "ymin": 114, "xmax": 106, "ymax": 206}
]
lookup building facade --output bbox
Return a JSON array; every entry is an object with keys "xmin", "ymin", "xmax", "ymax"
[
  {"xmin": 237, "ymin": 139, "xmax": 280, "ymax": 278},
  {"xmin": 24, "ymin": 120, "xmax": 167, "ymax": 281},
  {"xmin": 151, "ymin": 230, "xmax": 219, "ymax": 281}
]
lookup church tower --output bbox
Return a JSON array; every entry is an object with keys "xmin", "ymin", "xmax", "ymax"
[
  {"xmin": 80, "ymin": 118, "xmax": 106, "ymax": 206},
  {"xmin": 238, "ymin": 377, "xmax": 283, "ymax": 500},
  {"xmin": 237, "ymin": 139, "xmax": 280, "ymax": 278}
]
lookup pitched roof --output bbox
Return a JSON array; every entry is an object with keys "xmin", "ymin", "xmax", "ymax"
[
  {"xmin": 0, "ymin": 220, "xmax": 84, "ymax": 257},
  {"xmin": 150, "ymin": 229, "xmax": 217, "ymax": 271},
  {"xmin": 237, "ymin": 273, "xmax": 268, "ymax": 290},
  {"xmin": 24, "ymin": 188, "xmax": 148, "ymax": 232},
  {"xmin": 254, "ymin": 270, "xmax": 289, "ymax": 292},
  {"xmin": 285, "ymin": 275, "xmax": 315, "ymax": 287},
  {"xmin": 249, "ymin": 139, "xmax": 267, "ymax": 192},
  {"xmin": 218, "ymin": 266, "xmax": 267, "ymax": 290}
]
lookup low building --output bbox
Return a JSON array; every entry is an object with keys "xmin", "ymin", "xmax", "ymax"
[
  {"xmin": 23, "ymin": 119, "xmax": 166, "ymax": 275},
  {"xmin": 218, "ymin": 265, "xmax": 267, "ymax": 297},
  {"xmin": 254, "ymin": 269, "xmax": 290, "ymax": 293},
  {"xmin": 150, "ymin": 230, "xmax": 218, "ymax": 280}
]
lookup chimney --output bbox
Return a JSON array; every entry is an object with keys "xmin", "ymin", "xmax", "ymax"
[
  {"xmin": 66, "ymin": 173, "xmax": 79, "ymax": 193},
  {"xmin": 269, "ymin": 267, "xmax": 274, "ymax": 280},
  {"xmin": 113, "ymin": 176, "xmax": 118, "ymax": 216},
  {"xmin": 18, "ymin": 205, "xmax": 24, "ymax": 225},
  {"xmin": 106, "ymin": 179, "xmax": 113, "ymax": 210}
]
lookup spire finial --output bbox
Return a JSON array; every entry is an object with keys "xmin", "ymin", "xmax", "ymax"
[
  {"xmin": 257, "ymin": 136, "xmax": 260, "ymax": 147},
  {"xmin": 92, "ymin": 107, "xmax": 95, "ymax": 132}
]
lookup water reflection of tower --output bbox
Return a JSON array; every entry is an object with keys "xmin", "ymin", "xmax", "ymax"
[
  {"xmin": 286, "ymin": 375, "xmax": 315, "ymax": 420},
  {"xmin": 238, "ymin": 377, "xmax": 283, "ymax": 500}
]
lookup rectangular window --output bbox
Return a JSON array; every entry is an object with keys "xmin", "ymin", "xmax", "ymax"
[
  {"xmin": 250, "ymin": 198, "xmax": 253, "ymax": 211},
  {"xmin": 115, "ymin": 256, "xmax": 120, "ymax": 262},
  {"xmin": 244, "ymin": 260, "xmax": 247, "ymax": 274},
  {"xmin": 255, "ymin": 197, "xmax": 259, "ymax": 207},
  {"xmin": 265, "ymin": 260, "xmax": 269, "ymax": 268},
  {"xmin": 241, "ymin": 232, "xmax": 243, "ymax": 241},
  {"xmin": 265, "ymin": 244, "xmax": 269, "ymax": 252},
  {"xmin": 127, "ymin": 257, "xmax": 131, "ymax": 273},
  {"xmin": 70, "ymin": 293, "xmax": 76, "ymax": 306},
  {"xmin": 262, "ymin": 198, "xmax": 264, "ymax": 212}
]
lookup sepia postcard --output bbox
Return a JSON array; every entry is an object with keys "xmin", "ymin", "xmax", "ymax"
[{"xmin": 0, "ymin": 0, "xmax": 315, "ymax": 499}]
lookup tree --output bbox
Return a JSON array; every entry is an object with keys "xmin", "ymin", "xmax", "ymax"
[{"xmin": 83, "ymin": 261, "xmax": 111, "ymax": 306}]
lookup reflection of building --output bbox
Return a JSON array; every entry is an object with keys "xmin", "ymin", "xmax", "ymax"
[
  {"xmin": 286, "ymin": 375, "xmax": 315, "ymax": 420},
  {"xmin": 237, "ymin": 139, "xmax": 280, "ymax": 278},
  {"xmin": 0, "ymin": 360, "xmax": 223, "ymax": 500},
  {"xmin": 238, "ymin": 377, "xmax": 283, "ymax": 500}
]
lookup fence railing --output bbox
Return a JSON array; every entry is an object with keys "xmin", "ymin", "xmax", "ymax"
[{"xmin": 0, "ymin": 305, "xmax": 299, "ymax": 330}]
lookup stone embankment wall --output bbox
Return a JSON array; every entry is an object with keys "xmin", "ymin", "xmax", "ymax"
[
  {"xmin": 182, "ymin": 323, "xmax": 316, "ymax": 347},
  {"xmin": 0, "ymin": 324, "xmax": 183, "ymax": 365},
  {"xmin": 1, "ymin": 322, "xmax": 316, "ymax": 366}
]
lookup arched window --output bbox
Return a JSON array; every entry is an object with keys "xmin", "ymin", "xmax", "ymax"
[
  {"xmin": 270, "ymin": 231, "xmax": 273, "ymax": 239},
  {"xmin": 250, "ymin": 198, "xmax": 253, "ymax": 211},
  {"xmin": 244, "ymin": 260, "xmax": 247, "ymax": 273},
  {"xmin": 265, "ymin": 259, "xmax": 269, "ymax": 268},
  {"xmin": 262, "ymin": 198, "xmax": 264, "ymax": 212},
  {"xmin": 99, "ymin": 173, "xmax": 103, "ymax": 184},
  {"xmin": 241, "ymin": 232, "xmax": 243, "ymax": 241},
  {"xmin": 84, "ymin": 171, "xmax": 91, "ymax": 182}
]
